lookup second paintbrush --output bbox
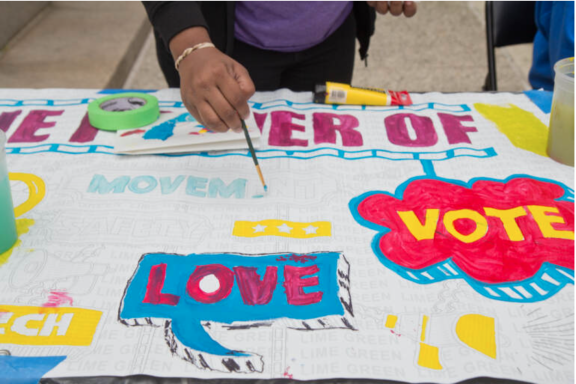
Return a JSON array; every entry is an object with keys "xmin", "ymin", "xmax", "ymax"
[{"xmin": 240, "ymin": 118, "xmax": 267, "ymax": 193}]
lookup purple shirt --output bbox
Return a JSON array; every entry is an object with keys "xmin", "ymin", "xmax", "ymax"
[{"xmin": 234, "ymin": 1, "xmax": 353, "ymax": 52}]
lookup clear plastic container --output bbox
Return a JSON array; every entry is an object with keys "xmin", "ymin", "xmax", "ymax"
[
  {"xmin": 0, "ymin": 130, "xmax": 17, "ymax": 254},
  {"xmin": 547, "ymin": 57, "xmax": 575, "ymax": 166}
]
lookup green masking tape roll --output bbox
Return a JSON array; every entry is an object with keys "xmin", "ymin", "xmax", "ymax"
[{"xmin": 87, "ymin": 93, "xmax": 160, "ymax": 131}]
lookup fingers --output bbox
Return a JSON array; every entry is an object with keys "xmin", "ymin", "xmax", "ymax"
[
  {"xmin": 217, "ymin": 64, "xmax": 253, "ymax": 121},
  {"xmin": 388, "ymin": 1, "xmax": 404, "ymax": 15},
  {"xmin": 374, "ymin": 1, "xmax": 389, "ymax": 14},
  {"xmin": 403, "ymin": 1, "xmax": 417, "ymax": 17},
  {"xmin": 207, "ymin": 88, "xmax": 243, "ymax": 133},
  {"xmin": 196, "ymin": 101, "xmax": 229, "ymax": 133}
]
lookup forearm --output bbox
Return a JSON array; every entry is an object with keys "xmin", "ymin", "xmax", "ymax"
[{"xmin": 142, "ymin": 1, "xmax": 208, "ymax": 47}]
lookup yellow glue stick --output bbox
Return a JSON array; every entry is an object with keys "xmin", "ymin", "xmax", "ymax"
[{"xmin": 314, "ymin": 82, "xmax": 412, "ymax": 106}]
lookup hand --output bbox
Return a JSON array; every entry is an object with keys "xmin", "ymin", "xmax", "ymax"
[
  {"xmin": 170, "ymin": 27, "xmax": 255, "ymax": 133},
  {"xmin": 367, "ymin": 1, "xmax": 417, "ymax": 17}
]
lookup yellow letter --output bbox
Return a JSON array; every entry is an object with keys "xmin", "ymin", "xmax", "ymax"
[
  {"xmin": 527, "ymin": 205, "xmax": 574, "ymax": 240},
  {"xmin": 444, "ymin": 209, "xmax": 488, "ymax": 243},
  {"xmin": 484, "ymin": 206, "xmax": 527, "ymax": 241},
  {"xmin": 397, "ymin": 209, "xmax": 439, "ymax": 241}
]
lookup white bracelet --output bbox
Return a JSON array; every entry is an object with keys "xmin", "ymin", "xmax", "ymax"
[{"xmin": 175, "ymin": 42, "xmax": 215, "ymax": 71}]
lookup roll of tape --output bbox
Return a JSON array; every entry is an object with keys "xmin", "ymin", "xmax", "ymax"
[{"xmin": 88, "ymin": 93, "xmax": 160, "ymax": 131}]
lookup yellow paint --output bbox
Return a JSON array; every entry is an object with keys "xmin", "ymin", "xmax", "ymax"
[
  {"xmin": 456, "ymin": 314, "xmax": 497, "ymax": 359},
  {"xmin": 484, "ymin": 207, "xmax": 527, "ymax": 241},
  {"xmin": 420, "ymin": 315, "xmax": 429, "ymax": 342},
  {"xmin": 398, "ymin": 209, "xmax": 439, "ymax": 240},
  {"xmin": 385, "ymin": 315, "xmax": 398, "ymax": 328},
  {"xmin": 9, "ymin": 172, "xmax": 46, "ymax": 218},
  {"xmin": 0, "ymin": 219, "xmax": 34, "ymax": 266},
  {"xmin": 0, "ymin": 305, "xmax": 101, "ymax": 346},
  {"xmin": 233, "ymin": 220, "xmax": 331, "ymax": 238},
  {"xmin": 418, "ymin": 342, "xmax": 443, "ymax": 370},
  {"xmin": 527, "ymin": 205, "xmax": 574, "ymax": 240},
  {"xmin": 443, "ymin": 209, "xmax": 488, "ymax": 243},
  {"xmin": 474, "ymin": 103, "xmax": 548, "ymax": 157}
]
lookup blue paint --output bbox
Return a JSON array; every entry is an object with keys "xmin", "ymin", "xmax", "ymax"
[
  {"xmin": 98, "ymin": 89, "xmax": 157, "ymax": 94},
  {"xmin": 13, "ymin": 143, "xmax": 499, "ymax": 163},
  {"xmin": 348, "ymin": 174, "xmax": 575, "ymax": 303},
  {"xmin": 128, "ymin": 176, "xmax": 158, "ymax": 194},
  {"xmin": 420, "ymin": 160, "xmax": 436, "ymax": 176},
  {"xmin": 185, "ymin": 176, "xmax": 208, "ymax": 197},
  {"xmin": 524, "ymin": 90, "xmax": 553, "ymax": 114},
  {"xmin": 252, "ymin": 194, "xmax": 264, "ymax": 198},
  {"xmin": 160, "ymin": 176, "xmax": 185, "ymax": 194},
  {"xmin": 119, "ymin": 252, "xmax": 344, "ymax": 356},
  {"xmin": 208, "ymin": 178, "xmax": 247, "ymax": 199},
  {"xmin": 264, "ymin": 185, "xmax": 268, "ymax": 193},
  {"xmin": 87, "ymin": 174, "xmax": 130, "ymax": 194},
  {"xmin": 0, "ymin": 355, "xmax": 66, "ymax": 384},
  {"xmin": 143, "ymin": 113, "xmax": 192, "ymax": 141},
  {"xmin": 0, "ymin": 97, "xmax": 471, "ymax": 113}
]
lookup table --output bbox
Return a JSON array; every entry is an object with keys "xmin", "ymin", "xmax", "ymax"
[{"xmin": 0, "ymin": 89, "xmax": 573, "ymax": 384}]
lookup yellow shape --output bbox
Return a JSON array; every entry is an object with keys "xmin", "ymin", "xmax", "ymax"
[
  {"xmin": 9, "ymin": 172, "xmax": 46, "ymax": 218},
  {"xmin": 456, "ymin": 314, "xmax": 497, "ymax": 359},
  {"xmin": 385, "ymin": 315, "xmax": 398, "ymax": 328},
  {"xmin": 418, "ymin": 342, "xmax": 443, "ymax": 370},
  {"xmin": 474, "ymin": 103, "xmax": 548, "ymax": 157},
  {"xmin": 233, "ymin": 220, "xmax": 331, "ymax": 238},
  {"xmin": 0, "ymin": 305, "xmax": 101, "ymax": 346},
  {"xmin": 420, "ymin": 315, "xmax": 429, "ymax": 341},
  {"xmin": 0, "ymin": 218, "xmax": 34, "ymax": 267},
  {"xmin": 398, "ymin": 209, "xmax": 439, "ymax": 240},
  {"xmin": 443, "ymin": 209, "xmax": 488, "ymax": 243},
  {"xmin": 527, "ymin": 205, "xmax": 574, "ymax": 240},
  {"xmin": 484, "ymin": 206, "xmax": 527, "ymax": 241}
]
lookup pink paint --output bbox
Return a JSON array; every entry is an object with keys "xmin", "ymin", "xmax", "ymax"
[
  {"xmin": 283, "ymin": 265, "xmax": 323, "ymax": 305},
  {"xmin": 69, "ymin": 113, "xmax": 99, "ymax": 143},
  {"xmin": 438, "ymin": 113, "xmax": 477, "ymax": 144},
  {"xmin": 313, "ymin": 113, "xmax": 362, "ymax": 147},
  {"xmin": 143, "ymin": 264, "xmax": 180, "ymax": 305},
  {"xmin": 233, "ymin": 266, "xmax": 277, "ymax": 305},
  {"xmin": 253, "ymin": 112, "xmax": 268, "ymax": 133},
  {"xmin": 384, "ymin": 113, "xmax": 438, "ymax": 147},
  {"xmin": 42, "ymin": 291, "xmax": 73, "ymax": 307},
  {"xmin": 268, "ymin": 111, "xmax": 308, "ymax": 147},
  {"xmin": 283, "ymin": 366, "xmax": 293, "ymax": 379},
  {"xmin": 0, "ymin": 110, "xmax": 22, "ymax": 133},
  {"xmin": 120, "ymin": 129, "xmax": 146, "ymax": 137},
  {"xmin": 186, "ymin": 264, "xmax": 234, "ymax": 304},
  {"xmin": 8, "ymin": 110, "xmax": 64, "ymax": 143}
]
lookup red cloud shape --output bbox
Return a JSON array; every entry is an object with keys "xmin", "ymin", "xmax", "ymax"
[{"xmin": 356, "ymin": 178, "xmax": 574, "ymax": 284}]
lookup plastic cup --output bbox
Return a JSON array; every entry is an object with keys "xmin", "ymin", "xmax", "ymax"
[
  {"xmin": 0, "ymin": 130, "xmax": 17, "ymax": 254},
  {"xmin": 547, "ymin": 57, "xmax": 575, "ymax": 166}
]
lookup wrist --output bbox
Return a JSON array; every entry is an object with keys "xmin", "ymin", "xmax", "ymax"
[{"xmin": 169, "ymin": 26, "xmax": 212, "ymax": 61}]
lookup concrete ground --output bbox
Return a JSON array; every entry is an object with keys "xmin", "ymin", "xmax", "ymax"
[{"xmin": 0, "ymin": 1, "xmax": 533, "ymax": 93}]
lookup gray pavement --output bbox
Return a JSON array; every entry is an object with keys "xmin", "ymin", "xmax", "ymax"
[{"xmin": 0, "ymin": 1, "xmax": 533, "ymax": 93}]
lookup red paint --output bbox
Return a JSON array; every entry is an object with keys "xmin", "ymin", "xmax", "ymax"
[
  {"xmin": 233, "ymin": 266, "xmax": 277, "ymax": 305},
  {"xmin": 268, "ymin": 111, "xmax": 308, "ymax": 147},
  {"xmin": 283, "ymin": 265, "xmax": 323, "ymax": 305},
  {"xmin": 42, "ymin": 291, "xmax": 73, "ymax": 307},
  {"xmin": 283, "ymin": 366, "xmax": 293, "ymax": 379},
  {"xmin": 289, "ymin": 254, "xmax": 317, "ymax": 263},
  {"xmin": 357, "ymin": 178, "xmax": 574, "ymax": 283},
  {"xmin": 0, "ymin": 110, "xmax": 22, "ymax": 133},
  {"xmin": 143, "ymin": 264, "xmax": 180, "ymax": 305},
  {"xmin": 313, "ymin": 113, "xmax": 362, "ymax": 147},
  {"xmin": 69, "ymin": 113, "xmax": 99, "ymax": 143},
  {"xmin": 8, "ymin": 110, "xmax": 64, "ymax": 143},
  {"xmin": 438, "ymin": 113, "xmax": 477, "ymax": 144},
  {"xmin": 384, "ymin": 113, "xmax": 438, "ymax": 147},
  {"xmin": 253, "ymin": 112, "xmax": 268, "ymax": 133},
  {"xmin": 186, "ymin": 264, "xmax": 234, "ymax": 304},
  {"xmin": 120, "ymin": 129, "xmax": 146, "ymax": 137}
]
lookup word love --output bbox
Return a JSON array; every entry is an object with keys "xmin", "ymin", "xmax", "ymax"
[
  {"xmin": 351, "ymin": 176, "xmax": 574, "ymax": 302},
  {"xmin": 119, "ymin": 252, "xmax": 353, "ymax": 373}
]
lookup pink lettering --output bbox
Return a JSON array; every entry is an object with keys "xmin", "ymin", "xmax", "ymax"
[
  {"xmin": 186, "ymin": 264, "xmax": 234, "ymax": 304},
  {"xmin": 438, "ymin": 113, "xmax": 477, "ymax": 144},
  {"xmin": 8, "ymin": 110, "xmax": 63, "ymax": 143},
  {"xmin": 283, "ymin": 265, "xmax": 323, "ymax": 305},
  {"xmin": 313, "ymin": 113, "xmax": 362, "ymax": 147},
  {"xmin": 253, "ymin": 112, "xmax": 268, "ymax": 133},
  {"xmin": 0, "ymin": 111, "xmax": 22, "ymax": 133},
  {"xmin": 269, "ymin": 111, "xmax": 308, "ymax": 147},
  {"xmin": 143, "ymin": 264, "xmax": 180, "ymax": 305},
  {"xmin": 384, "ymin": 113, "xmax": 438, "ymax": 147},
  {"xmin": 233, "ymin": 266, "xmax": 278, "ymax": 305},
  {"xmin": 69, "ymin": 113, "xmax": 99, "ymax": 143}
]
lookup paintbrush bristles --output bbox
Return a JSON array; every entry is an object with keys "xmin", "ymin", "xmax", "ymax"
[{"xmin": 240, "ymin": 119, "xmax": 267, "ymax": 192}]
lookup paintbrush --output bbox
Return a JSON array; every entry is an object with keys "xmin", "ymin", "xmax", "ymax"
[{"xmin": 240, "ymin": 118, "xmax": 267, "ymax": 193}]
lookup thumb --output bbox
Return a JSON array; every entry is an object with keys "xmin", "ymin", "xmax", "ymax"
[{"xmin": 231, "ymin": 62, "xmax": 256, "ymax": 101}]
